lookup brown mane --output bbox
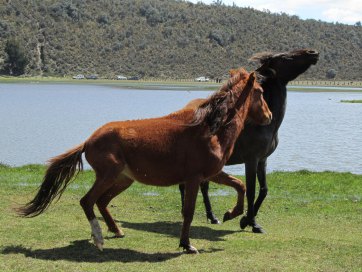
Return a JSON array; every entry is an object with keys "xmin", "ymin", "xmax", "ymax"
[{"xmin": 192, "ymin": 68, "xmax": 249, "ymax": 134}]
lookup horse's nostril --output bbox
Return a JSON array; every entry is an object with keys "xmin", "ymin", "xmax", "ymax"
[{"xmin": 307, "ymin": 50, "xmax": 319, "ymax": 55}]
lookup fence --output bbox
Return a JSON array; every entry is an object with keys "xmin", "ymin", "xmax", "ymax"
[{"xmin": 289, "ymin": 80, "xmax": 362, "ymax": 87}]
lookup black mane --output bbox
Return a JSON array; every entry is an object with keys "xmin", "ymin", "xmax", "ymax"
[{"xmin": 249, "ymin": 49, "xmax": 316, "ymax": 64}]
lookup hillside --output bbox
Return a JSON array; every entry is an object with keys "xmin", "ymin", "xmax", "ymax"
[{"xmin": 0, "ymin": 0, "xmax": 361, "ymax": 80}]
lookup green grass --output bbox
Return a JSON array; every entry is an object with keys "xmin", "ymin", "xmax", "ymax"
[
  {"xmin": 0, "ymin": 165, "xmax": 361, "ymax": 271},
  {"xmin": 340, "ymin": 100, "xmax": 362, "ymax": 103}
]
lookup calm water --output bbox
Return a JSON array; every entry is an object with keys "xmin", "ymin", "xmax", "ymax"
[{"xmin": 0, "ymin": 83, "xmax": 361, "ymax": 174}]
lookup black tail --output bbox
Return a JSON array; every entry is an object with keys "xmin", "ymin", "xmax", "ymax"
[{"xmin": 17, "ymin": 143, "xmax": 85, "ymax": 217}]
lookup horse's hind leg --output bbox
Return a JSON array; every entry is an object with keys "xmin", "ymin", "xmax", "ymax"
[
  {"xmin": 96, "ymin": 175, "xmax": 134, "ymax": 238},
  {"xmin": 180, "ymin": 182, "xmax": 220, "ymax": 224},
  {"xmin": 200, "ymin": 182, "xmax": 220, "ymax": 224},
  {"xmin": 210, "ymin": 171, "xmax": 246, "ymax": 222},
  {"xmin": 80, "ymin": 166, "xmax": 122, "ymax": 250}
]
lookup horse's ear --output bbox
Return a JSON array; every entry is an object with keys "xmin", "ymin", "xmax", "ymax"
[
  {"xmin": 233, "ymin": 71, "xmax": 256, "ymax": 111},
  {"xmin": 243, "ymin": 72, "xmax": 257, "ymax": 96},
  {"xmin": 241, "ymin": 72, "xmax": 256, "ymax": 97},
  {"xmin": 248, "ymin": 72, "xmax": 256, "ymax": 84},
  {"xmin": 229, "ymin": 69, "xmax": 238, "ymax": 77}
]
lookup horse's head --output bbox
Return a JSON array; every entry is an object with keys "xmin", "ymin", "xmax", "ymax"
[
  {"xmin": 230, "ymin": 69, "xmax": 272, "ymax": 126},
  {"xmin": 192, "ymin": 68, "xmax": 271, "ymax": 134},
  {"xmin": 250, "ymin": 49, "xmax": 319, "ymax": 84}
]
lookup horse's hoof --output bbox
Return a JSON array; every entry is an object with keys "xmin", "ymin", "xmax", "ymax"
[
  {"xmin": 184, "ymin": 245, "xmax": 199, "ymax": 254},
  {"xmin": 239, "ymin": 216, "xmax": 249, "ymax": 229},
  {"xmin": 180, "ymin": 243, "xmax": 199, "ymax": 254},
  {"xmin": 114, "ymin": 232, "xmax": 125, "ymax": 238},
  {"xmin": 207, "ymin": 213, "xmax": 220, "ymax": 224},
  {"xmin": 91, "ymin": 234, "xmax": 104, "ymax": 251},
  {"xmin": 252, "ymin": 224, "xmax": 266, "ymax": 234},
  {"xmin": 223, "ymin": 211, "xmax": 232, "ymax": 222},
  {"xmin": 208, "ymin": 217, "xmax": 221, "ymax": 224},
  {"xmin": 96, "ymin": 242, "xmax": 104, "ymax": 251},
  {"xmin": 110, "ymin": 229, "xmax": 125, "ymax": 238}
]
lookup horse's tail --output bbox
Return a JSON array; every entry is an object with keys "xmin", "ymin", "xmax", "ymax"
[{"xmin": 17, "ymin": 143, "xmax": 85, "ymax": 217}]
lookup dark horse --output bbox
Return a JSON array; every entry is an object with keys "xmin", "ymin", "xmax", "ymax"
[{"xmin": 180, "ymin": 49, "xmax": 319, "ymax": 231}]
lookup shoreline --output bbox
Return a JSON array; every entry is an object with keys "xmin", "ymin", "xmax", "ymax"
[
  {"xmin": 1, "ymin": 76, "xmax": 362, "ymax": 92},
  {"xmin": 1, "ymin": 163, "xmax": 361, "ymax": 176}
]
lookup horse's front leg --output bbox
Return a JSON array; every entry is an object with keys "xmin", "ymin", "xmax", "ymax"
[
  {"xmin": 240, "ymin": 160, "xmax": 265, "ymax": 233},
  {"xmin": 179, "ymin": 183, "xmax": 185, "ymax": 215},
  {"xmin": 254, "ymin": 159, "xmax": 268, "ymax": 217},
  {"xmin": 179, "ymin": 179, "xmax": 200, "ymax": 254},
  {"xmin": 210, "ymin": 171, "xmax": 246, "ymax": 222}
]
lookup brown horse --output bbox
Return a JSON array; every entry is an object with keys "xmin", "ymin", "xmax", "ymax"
[{"xmin": 17, "ymin": 68, "xmax": 272, "ymax": 254}]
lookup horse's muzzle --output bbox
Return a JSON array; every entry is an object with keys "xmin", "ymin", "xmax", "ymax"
[{"xmin": 263, "ymin": 112, "xmax": 273, "ymax": 125}]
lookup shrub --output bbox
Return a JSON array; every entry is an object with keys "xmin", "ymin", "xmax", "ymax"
[{"xmin": 2, "ymin": 38, "xmax": 29, "ymax": 76}]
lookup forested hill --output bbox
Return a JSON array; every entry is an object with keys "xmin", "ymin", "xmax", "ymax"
[{"xmin": 0, "ymin": 0, "xmax": 361, "ymax": 80}]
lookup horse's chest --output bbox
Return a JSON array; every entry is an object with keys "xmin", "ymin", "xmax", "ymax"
[
  {"xmin": 227, "ymin": 129, "xmax": 277, "ymax": 164},
  {"xmin": 179, "ymin": 137, "xmax": 227, "ymax": 178}
]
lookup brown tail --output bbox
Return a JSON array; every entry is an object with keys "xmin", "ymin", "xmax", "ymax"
[{"xmin": 17, "ymin": 143, "xmax": 85, "ymax": 217}]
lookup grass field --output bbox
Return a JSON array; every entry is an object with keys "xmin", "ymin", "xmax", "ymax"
[{"xmin": 0, "ymin": 164, "xmax": 361, "ymax": 272}]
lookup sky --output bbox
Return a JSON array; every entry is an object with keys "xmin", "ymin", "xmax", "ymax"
[{"xmin": 188, "ymin": 0, "xmax": 362, "ymax": 25}]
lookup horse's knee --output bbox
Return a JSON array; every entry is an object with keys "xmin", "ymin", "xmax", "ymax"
[
  {"xmin": 80, "ymin": 197, "xmax": 92, "ymax": 212},
  {"xmin": 96, "ymin": 199, "xmax": 107, "ymax": 211},
  {"xmin": 80, "ymin": 197, "xmax": 96, "ymax": 220},
  {"xmin": 259, "ymin": 187, "xmax": 268, "ymax": 198},
  {"xmin": 183, "ymin": 215, "xmax": 194, "ymax": 225},
  {"xmin": 182, "ymin": 208, "xmax": 194, "ymax": 222},
  {"xmin": 80, "ymin": 196, "xmax": 88, "ymax": 210},
  {"xmin": 96, "ymin": 193, "xmax": 111, "ymax": 210},
  {"xmin": 240, "ymin": 182, "xmax": 246, "ymax": 194},
  {"xmin": 233, "ymin": 179, "xmax": 246, "ymax": 195}
]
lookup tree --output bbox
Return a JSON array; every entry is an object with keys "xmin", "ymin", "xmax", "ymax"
[
  {"xmin": 212, "ymin": 0, "xmax": 223, "ymax": 6},
  {"xmin": 326, "ymin": 69, "xmax": 337, "ymax": 79},
  {"xmin": 3, "ymin": 38, "xmax": 29, "ymax": 76}
]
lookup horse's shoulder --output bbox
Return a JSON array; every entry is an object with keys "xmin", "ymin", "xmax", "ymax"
[{"xmin": 166, "ymin": 108, "xmax": 195, "ymax": 121}]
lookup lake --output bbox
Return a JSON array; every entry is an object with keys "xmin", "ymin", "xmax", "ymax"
[{"xmin": 0, "ymin": 83, "xmax": 361, "ymax": 175}]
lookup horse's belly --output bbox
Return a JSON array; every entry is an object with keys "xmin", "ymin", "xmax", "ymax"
[
  {"xmin": 122, "ymin": 150, "xmax": 222, "ymax": 186},
  {"xmin": 122, "ymin": 163, "xmax": 185, "ymax": 186}
]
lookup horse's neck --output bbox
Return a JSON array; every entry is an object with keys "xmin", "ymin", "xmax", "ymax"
[
  {"xmin": 263, "ymin": 80, "xmax": 287, "ymax": 130},
  {"xmin": 214, "ymin": 114, "xmax": 246, "ymax": 161}
]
